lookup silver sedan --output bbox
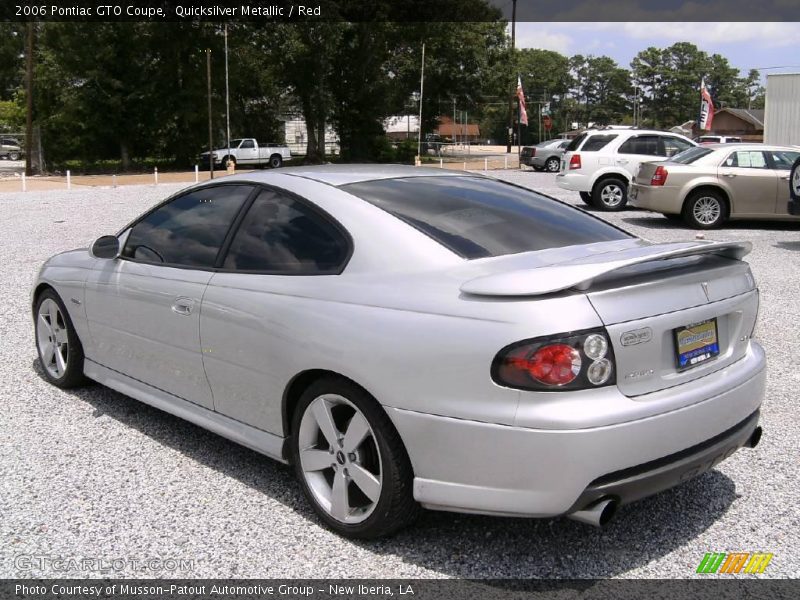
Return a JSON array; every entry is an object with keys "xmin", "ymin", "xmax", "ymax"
[{"xmin": 32, "ymin": 165, "xmax": 766, "ymax": 538}]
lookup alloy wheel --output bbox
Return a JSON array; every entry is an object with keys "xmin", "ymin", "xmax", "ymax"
[
  {"xmin": 693, "ymin": 196, "xmax": 722, "ymax": 225},
  {"xmin": 600, "ymin": 184, "xmax": 624, "ymax": 208},
  {"xmin": 793, "ymin": 166, "xmax": 800, "ymax": 198},
  {"xmin": 297, "ymin": 394, "xmax": 383, "ymax": 524},
  {"xmin": 36, "ymin": 298, "xmax": 69, "ymax": 379}
]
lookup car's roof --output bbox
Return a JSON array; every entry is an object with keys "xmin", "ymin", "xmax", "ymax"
[
  {"xmin": 704, "ymin": 143, "xmax": 797, "ymax": 152},
  {"xmin": 225, "ymin": 164, "xmax": 471, "ymax": 187}
]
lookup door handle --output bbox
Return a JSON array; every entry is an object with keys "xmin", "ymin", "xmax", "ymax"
[
  {"xmin": 171, "ymin": 296, "xmax": 195, "ymax": 316},
  {"xmin": 780, "ymin": 175, "xmax": 790, "ymax": 180},
  {"xmin": 617, "ymin": 159, "xmax": 629, "ymax": 164},
  {"xmin": 723, "ymin": 173, "xmax": 737, "ymax": 178}
]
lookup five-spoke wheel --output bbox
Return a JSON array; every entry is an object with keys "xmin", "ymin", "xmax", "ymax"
[
  {"xmin": 34, "ymin": 290, "xmax": 84, "ymax": 388},
  {"xmin": 291, "ymin": 378, "xmax": 418, "ymax": 538}
]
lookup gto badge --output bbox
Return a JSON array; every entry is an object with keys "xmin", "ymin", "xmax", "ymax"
[
  {"xmin": 620, "ymin": 327, "xmax": 652, "ymax": 346},
  {"xmin": 624, "ymin": 368, "xmax": 655, "ymax": 380}
]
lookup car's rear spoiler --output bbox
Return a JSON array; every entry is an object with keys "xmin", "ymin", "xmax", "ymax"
[{"xmin": 460, "ymin": 240, "xmax": 752, "ymax": 297}]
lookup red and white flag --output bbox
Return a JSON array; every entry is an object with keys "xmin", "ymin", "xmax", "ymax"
[
  {"xmin": 517, "ymin": 76, "xmax": 528, "ymax": 126},
  {"xmin": 699, "ymin": 78, "xmax": 715, "ymax": 130}
]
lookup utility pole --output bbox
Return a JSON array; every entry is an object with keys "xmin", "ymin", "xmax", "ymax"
[
  {"xmin": 224, "ymin": 24, "xmax": 231, "ymax": 168},
  {"xmin": 506, "ymin": 0, "xmax": 517, "ymax": 153},
  {"xmin": 452, "ymin": 98, "xmax": 457, "ymax": 146},
  {"xmin": 416, "ymin": 43, "xmax": 425, "ymax": 162},
  {"xmin": 25, "ymin": 22, "xmax": 34, "ymax": 176},
  {"xmin": 206, "ymin": 48, "xmax": 213, "ymax": 179}
]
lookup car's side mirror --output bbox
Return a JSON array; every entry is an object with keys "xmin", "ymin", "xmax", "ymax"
[{"xmin": 90, "ymin": 235, "xmax": 120, "ymax": 259}]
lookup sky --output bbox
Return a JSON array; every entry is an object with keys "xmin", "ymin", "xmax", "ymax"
[{"xmin": 514, "ymin": 22, "xmax": 800, "ymax": 82}]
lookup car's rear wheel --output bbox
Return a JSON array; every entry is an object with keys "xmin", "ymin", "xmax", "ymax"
[
  {"xmin": 270, "ymin": 154, "xmax": 283, "ymax": 168},
  {"xmin": 291, "ymin": 378, "xmax": 419, "ymax": 539},
  {"xmin": 579, "ymin": 191, "xmax": 594, "ymax": 206},
  {"xmin": 545, "ymin": 157, "xmax": 560, "ymax": 172},
  {"xmin": 9, "ymin": 151, "xmax": 19, "ymax": 161},
  {"xmin": 34, "ymin": 290, "xmax": 85, "ymax": 388},
  {"xmin": 683, "ymin": 190, "xmax": 727, "ymax": 229},
  {"xmin": 592, "ymin": 177, "xmax": 628, "ymax": 211}
]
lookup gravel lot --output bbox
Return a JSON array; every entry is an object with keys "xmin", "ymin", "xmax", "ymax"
[{"xmin": 1, "ymin": 171, "xmax": 798, "ymax": 579}]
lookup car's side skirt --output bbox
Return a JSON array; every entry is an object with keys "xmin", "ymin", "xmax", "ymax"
[{"xmin": 83, "ymin": 359, "xmax": 288, "ymax": 463}]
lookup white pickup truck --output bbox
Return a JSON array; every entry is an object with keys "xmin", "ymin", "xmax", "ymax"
[{"xmin": 201, "ymin": 138, "xmax": 292, "ymax": 168}]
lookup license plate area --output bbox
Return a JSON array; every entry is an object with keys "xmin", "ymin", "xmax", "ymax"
[{"xmin": 674, "ymin": 318, "xmax": 720, "ymax": 370}]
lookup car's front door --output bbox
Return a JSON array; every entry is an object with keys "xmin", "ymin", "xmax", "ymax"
[
  {"xmin": 83, "ymin": 184, "xmax": 254, "ymax": 408},
  {"xmin": 237, "ymin": 139, "xmax": 258, "ymax": 164},
  {"xmin": 718, "ymin": 150, "xmax": 778, "ymax": 216},
  {"xmin": 200, "ymin": 186, "xmax": 352, "ymax": 434}
]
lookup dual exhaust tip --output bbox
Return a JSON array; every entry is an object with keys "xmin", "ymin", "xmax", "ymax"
[{"xmin": 568, "ymin": 426, "xmax": 763, "ymax": 528}]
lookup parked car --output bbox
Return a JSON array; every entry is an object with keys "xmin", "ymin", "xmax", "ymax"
[
  {"xmin": 0, "ymin": 137, "xmax": 23, "ymax": 161},
  {"xmin": 695, "ymin": 135, "xmax": 743, "ymax": 144},
  {"xmin": 32, "ymin": 165, "xmax": 764, "ymax": 538},
  {"xmin": 556, "ymin": 128, "xmax": 697, "ymax": 211},
  {"xmin": 200, "ymin": 138, "xmax": 291, "ymax": 168},
  {"xmin": 629, "ymin": 144, "xmax": 800, "ymax": 228},
  {"xmin": 520, "ymin": 139, "xmax": 570, "ymax": 172}
]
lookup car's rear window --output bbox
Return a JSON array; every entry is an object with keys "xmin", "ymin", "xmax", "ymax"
[
  {"xmin": 671, "ymin": 147, "xmax": 714, "ymax": 164},
  {"xmin": 342, "ymin": 176, "xmax": 630, "ymax": 260},
  {"xmin": 565, "ymin": 133, "xmax": 587, "ymax": 152}
]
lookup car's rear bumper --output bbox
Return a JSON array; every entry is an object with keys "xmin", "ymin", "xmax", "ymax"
[
  {"xmin": 388, "ymin": 342, "xmax": 765, "ymax": 517},
  {"xmin": 629, "ymin": 183, "xmax": 684, "ymax": 213},
  {"xmin": 555, "ymin": 171, "xmax": 590, "ymax": 192}
]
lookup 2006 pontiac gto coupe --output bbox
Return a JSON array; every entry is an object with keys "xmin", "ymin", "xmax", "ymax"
[{"xmin": 32, "ymin": 165, "xmax": 765, "ymax": 538}]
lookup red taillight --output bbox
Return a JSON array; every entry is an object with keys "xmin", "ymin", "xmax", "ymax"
[
  {"xmin": 530, "ymin": 148, "xmax": 537, "ymax": 157},
  {"xmin": 569, "ymin": 154, "xmax": 582, "ymax": 170},
  {"xmin": 492, "ymin": 329, "xmax": 616, "ymax": 392},
  {"xmin": 515, "ymin": 343, "xmax": 581, "ymax": 386},
  {"xmin": 650, "ymin": 165, "xmax": 668, "ymax": 186}
]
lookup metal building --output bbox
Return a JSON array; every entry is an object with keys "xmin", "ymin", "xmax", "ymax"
[{"xmin": 764, "ymin": 73, "xmax": 800, "ymax": 146}]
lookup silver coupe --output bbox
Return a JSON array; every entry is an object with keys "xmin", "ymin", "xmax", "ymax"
[{"xmin": 32, "ymin": 165, "xmax": 765, "ymax": 538}]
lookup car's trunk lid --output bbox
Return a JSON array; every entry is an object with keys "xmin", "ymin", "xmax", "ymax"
[{"xmin": 461, "ymin": 240, "xmax": 758, "ymax": 397}]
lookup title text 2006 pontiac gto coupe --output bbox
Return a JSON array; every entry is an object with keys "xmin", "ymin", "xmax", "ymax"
[{"xmin": 32, "ymin": 165, "xmax": 765, "ymax": 538}]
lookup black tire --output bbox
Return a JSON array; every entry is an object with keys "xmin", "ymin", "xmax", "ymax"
[
  {"xmin": 290, "ymin": 377, "xmax": 419, "ymax": 539},
  {"xmin": 269, "ymin": 154, "xmax": 283, "ymax": 169},
  {"xmin": 682, "ymin": 189, "xmax": 727, "ymax": 229},
  {"xmin": 592, "ymin": 177, "xmax": 628, "ymax": 211},
  {"xmin": 790, "ymin": 157, "xmax": 800, "ymax": 202},
  {"xmin": 545, "ymin": 157, "xmax": 560, "ymax": 172},
  {"xmin": 9, "ymin": 151, "xmax": 19, "ymax": 161},
  {"xmin": 579, "ymin": 191, "xmax": 594, "ymax": 207},
  {"xmin": 531, "ymin": 165, "xmax": 544, "ymax": 172},
  {"xmin": 34, "ymin": 289, "xmax": 85, "ymax": 389}
]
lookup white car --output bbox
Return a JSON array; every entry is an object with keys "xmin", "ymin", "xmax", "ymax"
[{"xmin": 556, "ymin": 128, "xmax": 696, "ymax": 211}]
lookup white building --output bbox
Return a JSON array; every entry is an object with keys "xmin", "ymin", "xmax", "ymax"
[
  {"xmin": 283, "ymin": 116, "xmax": 340, "ymax": 156},
  {"xmin": 764, "ymin": 73, "xmax": 800, "ymax": 146}
]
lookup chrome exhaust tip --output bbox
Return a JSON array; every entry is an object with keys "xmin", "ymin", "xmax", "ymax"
[
  {"xmin": 745, "ymin": 426, "xmax": 763, "ymax": 449},
  {"xmin": 567, "ymin": 498, "xmax": 617, "ymax": 528}
]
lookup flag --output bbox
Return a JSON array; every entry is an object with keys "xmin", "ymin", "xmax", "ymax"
[
  {"xmin": 699, "ymin": 78, "xmax": 715, "ymax": 130},
  {"xmin": 516, "ymin": 76, "xmax": 528, "ymax": 126}
]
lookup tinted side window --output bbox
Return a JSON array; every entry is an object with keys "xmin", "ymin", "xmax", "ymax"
[
  {"xmin": 122, "ymin": 185, "xmax": 252, "ymax": 267},
  {"xmin": 618, "ymin": 135, "xmax": 661, "ymax": 156},
  {"xmin": 662, "ymin": 136, "xmax": 694, "ymax": 157},
  {"xmin": 222, "ymin": 189, "xmax": 350, "ymax": 274},
  {"xmin": 240, "ymin": 139, "xmax": 255, "ymax": 149},
  {"xmin": 768, "ymin": 150, "xmax": 800, "ymax": 170},
  {"xmin": 581, "ymin": 134, "xmax": 618, "ymax": 151},
  {"xmin": 343, "ymin": 176, "xmax": 630, "ymax": 260}
]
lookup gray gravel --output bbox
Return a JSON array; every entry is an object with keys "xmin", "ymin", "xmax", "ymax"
[{"xmin": 0, "ymin": 173, "xmax": 798, "ymax": 579}]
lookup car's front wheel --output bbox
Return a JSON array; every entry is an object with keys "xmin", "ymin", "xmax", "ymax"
[
  {"xmin": 291, "ymin": 378, "xmax": 419, "ymax": 539},
  {"xmin": 9, "ymin": 151, "xmax": 19, "ymax": 161},
  {"xmin": 683, "ymin": 190, "xmax": 727, "ymax": 229},
  {"xmin": 34, "ymin": 290, "xmax": 85, "ymax": 388},
  {"xmin": 791, "ymin": 156, "xmax": 800, "ymax": 201},
  {"xmin": 592, "ymin": 177, "xmax": 628, "ymax": 211}
]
